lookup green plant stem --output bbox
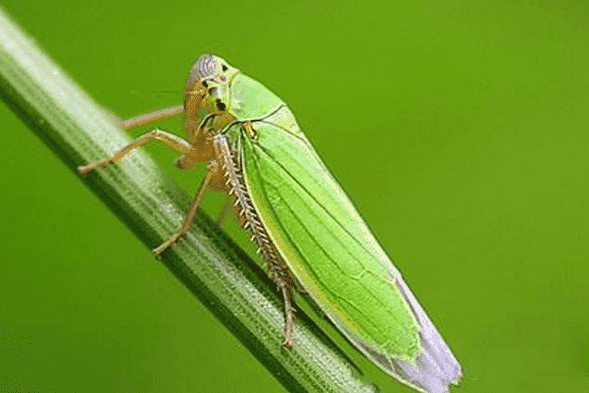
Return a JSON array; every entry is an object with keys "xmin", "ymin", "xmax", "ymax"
[{"xmin": 0, "ymin": 7, "xmax": 377, "ymax": 393}]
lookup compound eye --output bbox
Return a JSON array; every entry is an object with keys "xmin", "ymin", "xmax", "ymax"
[{"xmin": 215, "ymin": 99, "xmax": 226, "ymax": 111}]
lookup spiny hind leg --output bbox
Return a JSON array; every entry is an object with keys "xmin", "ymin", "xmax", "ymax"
[
  {"xmin": 268, "ymin": 265, "xmax": 297, "ymax": 348},
  {"xmin": 78, "ymin": 129, "xmax": 193, "ymax": 175},
  {"xmin": 152, "ymin": 161, "xmax": 220, "ymax": 256},
  {"xmin": 279, "ymin": 280, "xmax": 296, "ymax": 348},
  {"xmin": 213, "ymin": 134, "xmax": 296, "ymax": 346}
]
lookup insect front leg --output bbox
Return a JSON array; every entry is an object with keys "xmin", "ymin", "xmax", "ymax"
[
  {"xmin": 78, "ymin": 130, "xmax": 194, "ymax": 175},
  {"xmin": 119, "ymin": 105, "xmax": 184, "ymax": 131}
]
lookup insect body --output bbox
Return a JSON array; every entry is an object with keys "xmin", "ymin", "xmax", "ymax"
[{"xmin": 79, "ymin": 54, "xmax": 461, "ymax": 392}]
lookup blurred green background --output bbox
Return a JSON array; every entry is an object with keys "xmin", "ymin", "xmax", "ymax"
[{"xmin": 1, "ymin": 1, "xmax": 588, "ymax": 392}]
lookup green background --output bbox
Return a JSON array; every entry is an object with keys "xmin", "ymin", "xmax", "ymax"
[{"xmin": 1, "ymin": 1, "xmax": 588, "ymax": 392}]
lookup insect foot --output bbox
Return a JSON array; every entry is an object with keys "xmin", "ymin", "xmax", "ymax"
[
  {"xmin": 78, "ymin": 161, "xmax": 106, "ymax": 175},
  {"xmin": 151, "ymin": 233, "xmax": 182, "ymax": 256}
]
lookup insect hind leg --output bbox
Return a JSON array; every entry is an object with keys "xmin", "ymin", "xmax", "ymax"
[
  {"xmin": 213, "ymin": 135, "xmax": 298, "ymax": 347},
  {"xmin": 272, "ymin": 269, "xmax": 296, "ymax": 347}
]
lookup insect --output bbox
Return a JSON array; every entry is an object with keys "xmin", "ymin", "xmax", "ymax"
[{"xmin": 78, "ymin": 54, "xmax": 461, "ymax": 392}]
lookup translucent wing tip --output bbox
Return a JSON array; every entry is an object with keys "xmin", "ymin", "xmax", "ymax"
[
  {"xmin": 342, "ymin": 267, "xmax": 462, "ymax": 392},
  {"xmin": 388, "ymin": 273, "xmax": 462, "ymax": 392}
]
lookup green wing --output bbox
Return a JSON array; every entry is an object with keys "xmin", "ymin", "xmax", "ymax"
[
  {"xmin": 228, "ymin": 74, "xmax": 461, "ymax": 392},
  {"xmin": 238, "ymin": 106, "xmax": 421, "ymax": 356}
]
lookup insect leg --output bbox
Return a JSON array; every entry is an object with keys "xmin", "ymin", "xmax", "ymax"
[
  {"xmin": 151, "ymin": 162, "xmax": 215, "ymax": 256},
  {"xmin": 279, "ymin": 280, "xmax": 296, "ymax": 348},
  {"xmin": 78, "ymin": 130, "xmax": 193, "ymax": 175},
  {"xmin": 214, "ymin": 135, "xmax": 297, "ymax": 347},
  {"xmin": 120, "ymin": 105, "xmax": 184, "ymax": 130}
]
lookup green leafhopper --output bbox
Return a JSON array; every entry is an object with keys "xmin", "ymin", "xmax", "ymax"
[{"xmin": 78, "ymin": 54, "xmax": 462, "ymax": 392}]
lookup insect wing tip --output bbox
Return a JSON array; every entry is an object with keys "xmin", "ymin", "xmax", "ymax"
[{"xmin": 390, "ymin": 274, "xmax": 462, "ymax": 392}]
